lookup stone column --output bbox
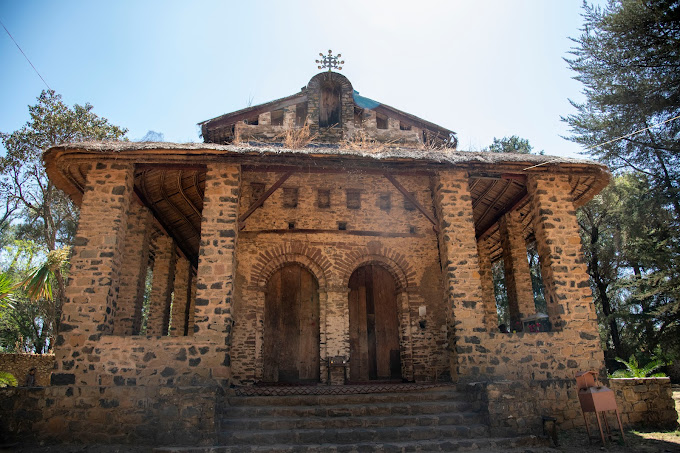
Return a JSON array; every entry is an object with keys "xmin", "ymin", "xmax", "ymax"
[
  {"xmin": 186, "ymin": 273, "xmax": 197, "ymax": 336},
  {"xmin": 169, "ymin": 255, "xmax": 191, "ymax": 336},
  {"xmin": 477, "ymin": 238, "xmax": 499, "ymax": 331},
  {"xmin": 194, "ymin": 163, "xmax": 240, "ymax": 380},
  {"xmin": 528, "ymin": 174, "xmax": 598, "ymax": 333},
  {"xmin": 146, "ymin": 234, "xmax": 176, "ymax": 336},
  {"xmin": 324, "ymin": 287, "xmax": 350, "ymax": 384},
  {"xmin": 55, "ymin": 162, "xmax": 134, "ymax": 385},
  {"xmin": 433, "ymin": 170, "xmax": 486, "ymax": 380},
  {"xmin": 114, "ymin": 200, "xmax": 152, "ymax": 336},
  {"xmin": 499, "ymin": 210, "xmax": 536, "ymax": 328}
]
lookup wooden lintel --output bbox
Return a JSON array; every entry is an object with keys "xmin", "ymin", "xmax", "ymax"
[
  {"xmin": 240, "ymin": 229, "xmax": 428, "ymax": 238},
  {"xmin": 238, "ymin": 171, "xmax": 293, "ymax": 228},
  {"xmin": 241, "ymin": 164, "xmax": 434, "ymax": 177},
  {"xmin": 476, "ymin": 190, "xmax": 529, "ymax": 241},
  {"xmin": 135, "ymin": 163, "xmax": 207, "ymax": 172},
  {"xmin": 470, "ymin": 173, "xmax": 527, "ymax": 183},
  {"xmin": 382, "ymin": 173, "xmax": 440, "ymax": 233},
  {"xmin": 133, "ymin": 187, "xmax": 198, "ymax": 270}
]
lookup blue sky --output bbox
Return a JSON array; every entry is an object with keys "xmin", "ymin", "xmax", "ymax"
[{"xmin": 1, "ymin": 0, "xmax": 605, "ymax": 157}]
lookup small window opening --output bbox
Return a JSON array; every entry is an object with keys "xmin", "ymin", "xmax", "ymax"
[
  {"xmin": 250, "ymin": 182, "xmax": 265, "ymax": 204},
  {"xmin": 271, "ymin": 109, "xmax": 284, "ymax": 126},
  {"xmin": 400, "ymin": 121, "xmax": 411, "ymax": 131},
  {"xmin": 403, "ymin": 193, "xmax": 416, "ymax": 211},
  {"xmin": 245, "ymin": 116, "xmax": 258, "ymax": 126},
  {"xmin": 354, "ymin": 107, "xmax": 364, "ymax": 127},
  {"xmin": 317, "ymin": 189, "xmax": 331, "ymax": 209},
  {"xmin": 376, "ymin": 113, "xmax": 388, "ymax": 130},
  {"xmin": 338, "ymin": 222, "xmax": 347, "ymax": 231},
  {"xmin": 409, "ymin": 226, "xmax": 417, "ymax": 234},
  {"xmin": 346, "ymin": 190, "xmax": 361, "ymax": 209},
  {"xmin": 295, "ymin": 103, "xmax": 308, "ymax": 127},
  {"xmin": 320, "ymin": 81, "xmax": 342, "ymax": 128},
  {"xmin": 283, "ymin": 187, "xmax": 298, "ymax": 208},
  {"xmin": 379, "ymin": 193, "xmax": 391, "ymax": 211},
  {"xmin": 288, "ymin": 222, "xmax": 295, "ymax": 230}
]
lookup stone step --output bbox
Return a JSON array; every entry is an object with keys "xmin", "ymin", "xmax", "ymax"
[
  {"xmin": 224, "ymin": 389, "xmax": 465, "ymax": 407},
  {"xmin": 219, "ymin": 411, "xmax": 486, "ymax": 431},
  {"xmin": 218, "ymin": 424, "xmax": 490, "ymax": 445},
  {"xmin": 154, "ymin": 435, "xmax": 545, "ymax": 453},
  {"xmin": 221, "ymin": 399, "xmax": 472, "ymax": 418}
]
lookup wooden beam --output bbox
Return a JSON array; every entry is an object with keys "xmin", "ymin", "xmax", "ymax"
[
  {"xmin": 238, "ymin": 171, "xmax": 293, "ymax": 228},
  {"xmin": 135, "ymin": 163, "xmax": 207, "ymax": 171},
  {"xmin": 476, "ymin": 190, "xmax": 529, "ymax": 241},
  {"xmin": 240, "ymin": 229, "xmax": 428, "ymax": 238},
  {"xmin": 383, "ymin": 173, "xmax": 439, "ymax": 233}
]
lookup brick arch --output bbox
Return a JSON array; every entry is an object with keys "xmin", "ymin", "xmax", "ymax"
[
  {"xmin": 339, "ymin": 247, "xmax": 416, "ymax": 292},
  {"xmin": 250, "ymin": 242, "xmax": 331, "ymax": 289},
  {"xmin": 307, "ymin": 71, "xmax": 353, "ymax": 93}
]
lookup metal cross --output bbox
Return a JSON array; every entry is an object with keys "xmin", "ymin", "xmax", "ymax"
[{"xmin": 316, "ymin": 50, "xmax": 344, "ymax": 72}]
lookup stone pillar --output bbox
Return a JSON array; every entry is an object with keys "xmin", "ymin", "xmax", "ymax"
[
  {"xmin": 528, "ymin": 174, "xmax": 598, "ymax": 332},
  {"xmin": 186, "ymin": 273, "xmax": 197, "ymax": 336},
  {"xmin": 433, "ymin": 170, "xmax": 486, "ymax": 380},
  {"xmin": 258, "ymin": 112, "xmax": 271, "ymax": 125},
  {"xmin": 284, "ymin": 106, "xmax": 296, "ymax": 128},
  {"xmin": 114, "ymin": 200, "xmax": 152, "ymax": 336},
  {"xmin": 477, "ymin": 238, "xmax": 499, "ymax": 331},
  {"xmin": 194, "ymin": 163, "xmax": 240, "ymax": 380},
  {"xmin": 169, "ymin": 255, "xmax": 191, "ymax": 336},
  {"xmin": 56, "ymin": 162, "xmax": 133, "ymax": 385},
  {"xmin": 324, "ymin": 287, "xmax": 350, "ymax": 384},
  {"xmin": 146, "ymin": 234, "xmax": 176, "ymax": 336},
  {"xmin": 499, "ymin": 210, "xmax": 535, "ymax": 328}
]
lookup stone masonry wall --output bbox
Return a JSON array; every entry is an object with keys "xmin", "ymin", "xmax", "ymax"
[
  {"xmin": 231, "ymin": 171, "xmax": 446, "ymax": 383},
  {"xmin": 0, "ymin": 353, "xmax": 54, "ymax": 387},
  {"xmin": 466, "ymin": 377, "xmax": 677, "ymax": 437}
]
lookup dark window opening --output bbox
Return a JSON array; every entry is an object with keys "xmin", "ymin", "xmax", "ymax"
[
  {"xmin": 317, "ymin": 189, "xmax": 331, "ymax": 209},
  {"xmin": 399, "ymin": 121, "xmax": 411, "ymax": 131},
  {"xmin": 376, "ymin": 113, "xmax": 388, "ymax": 130},
  {"xmin": 346, "ymin": 190, "xmax": 361, "ymax": 209},
  {"xmin": 250, "ymin": 183, "xmax": 265, "ymax": 204},
  {"xmin": 288, "ymin": 222, "xmax": 295, "ymax": 230},
  {"xmin": 403, "ymin": 193, "xmax": 416, "ymax": 211},
  {"xmin": 271, "ymin": 109, "xmax": 284, "ymax": 126},
  {"xmin": 245, "ymin": 116, "xmax": 258, "ymax": 126},
  {"xmin": 409, "ymin": 226, "xmax": 417, "ymax": 234},
  {"xmin": 320, "ymin": 81, "xmax": 342, "ymax": 128},
  {"xmin": 379, "ymin": 193, "xmax": 391, "ymax": 211},
  {"xmin": 338, "ymin": 222, "xmax": 347, "ymax": 231},
  {"xmin": 283, "ymin": 187, "xmax": 298, "ymax": 208},
  {"xmin": 295, "ymin": 103, "xmax": 308, "ymax": 127}
]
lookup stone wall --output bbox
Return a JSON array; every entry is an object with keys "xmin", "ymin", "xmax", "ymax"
[
  {"xmin": 0, "ymin": 354, "xmax": 55, "ymax": 387},
  {"xmin": 466, "ymin": 377, "xmax": 678, "ymax": 438},
  {"xmin": 0, "ymin": 384, "xmax": 220, "ymax": 445},
  {"xmin": 610, "ymin": 377, "xmax": 678, "ymax": 428},
  {"xmin": 231, "ymin": 171, "xmax": 446, "ymax": 384}
]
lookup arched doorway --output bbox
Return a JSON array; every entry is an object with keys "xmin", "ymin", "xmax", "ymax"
[
  {"xmin": 263, "ymin": 264, "xmax": 320, "ymax": 383},
  {"xmin": 349, "ymin": 264, "xmax": 401, "ymax": 381}
]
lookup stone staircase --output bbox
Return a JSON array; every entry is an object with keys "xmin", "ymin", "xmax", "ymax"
[{"xmin": 155, "ymin": 385, "xmax": 544, "ymax": 452}]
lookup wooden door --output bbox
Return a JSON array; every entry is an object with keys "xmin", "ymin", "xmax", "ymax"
[
  {"xmin": 349, "ymin": 265, "xmax": 401, "ymax": 381},
  {"xmin": 263, "ymin": 264, "xmax": 320, "ymax": 382}
]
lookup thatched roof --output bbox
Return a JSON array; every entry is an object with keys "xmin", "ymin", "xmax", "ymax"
[{"xmin": 44, "ymin": 141, "xmax": 610, "ymax": 266}]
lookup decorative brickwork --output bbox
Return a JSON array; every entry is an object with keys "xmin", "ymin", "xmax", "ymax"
[
  {"xmin": 114, "ymin": 200, "xmax": 152, "ymax": 336},
  {"xmin": 147, "ymin": 234, "xmax": 177, "ymax": 336},
  {"xmin": 500, "ymin": 210, "xmax": 535, "ymax": 326}
]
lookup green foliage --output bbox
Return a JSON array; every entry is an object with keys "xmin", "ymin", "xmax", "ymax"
[
  {"xmin": 0, "ymin": 90, "xmax": 126, "ymax": 351},
  {"xmin": 486, "ymin": 135, "xmax": 535, "ymax": 154},
  {"xmin": 0, "ymin": 371, "xmax": 18, "ymax": 388},
  {"xmin": 610, "ymin": 355, "xmax": 666, "ymax": 378}
]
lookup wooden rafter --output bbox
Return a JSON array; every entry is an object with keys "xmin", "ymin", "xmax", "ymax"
[
  {"xmin": 476, "ymin": 180, "xmax": 514, "ymax": 231},
  {"xmin": 472, "ymin": 180, "xmax": 499, "ymax": 209},
  {"xmin": 476, "ymin": 189, "xmax": 529, "ymax": 241},
  {"xmin": 159, "ymin": 171, "xmax": 200, "ymax": 239},
  {"xmin": 383, "ymin": 173, "xmax": 439, "ymax": 233},
  {"xmin": 177, "ymin": 171, "xmax": 201, "ymax": 218},
  {"xmin": 238, "ymin": 171, "xmax": 294, "ymax": 229}
]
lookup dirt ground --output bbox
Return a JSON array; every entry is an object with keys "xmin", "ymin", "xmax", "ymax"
[{"xmin": 5, "ymin": 389, "xmax": 680, "ymax": 453}]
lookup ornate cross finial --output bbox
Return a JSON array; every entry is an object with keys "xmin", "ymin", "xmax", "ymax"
[{"xmin": 316, "ymin": 50, "xmax": 344, "ymax": 72}]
